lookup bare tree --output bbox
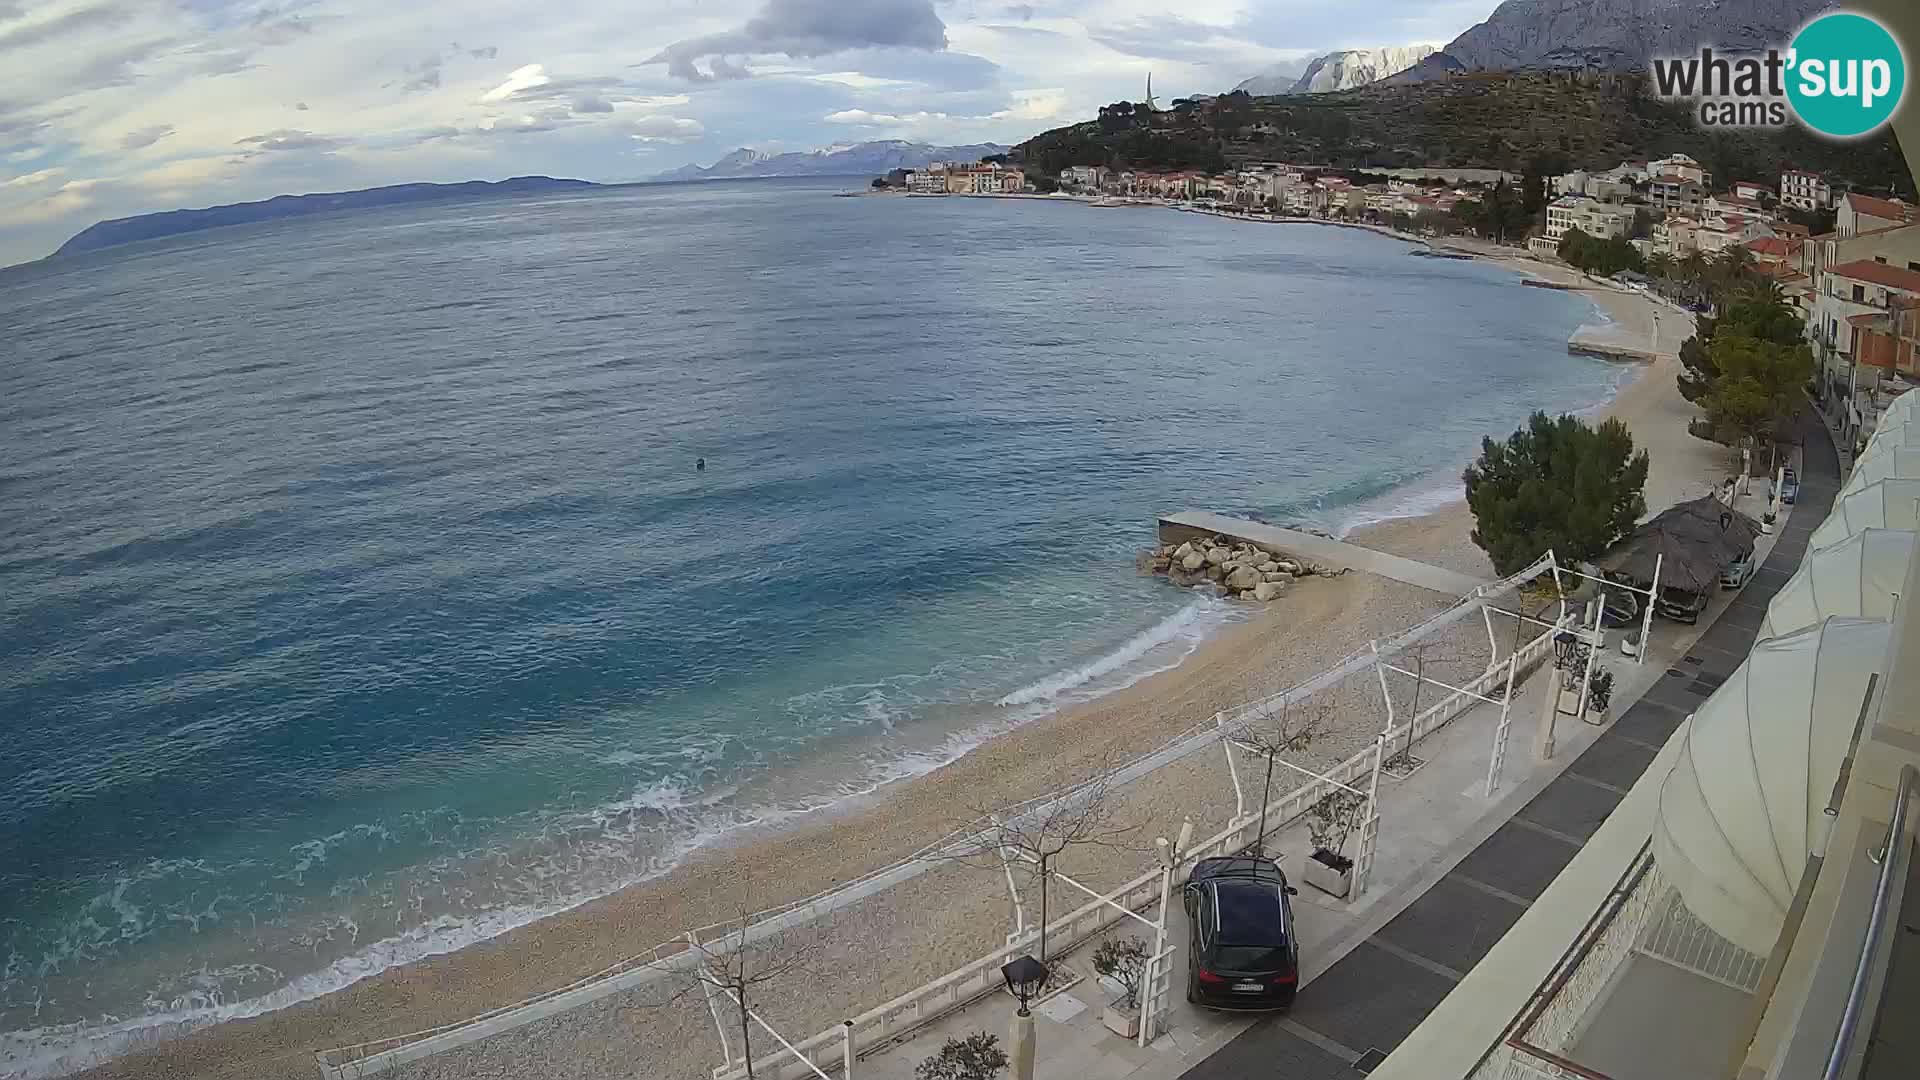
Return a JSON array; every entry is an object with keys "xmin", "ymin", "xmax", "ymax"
[
  {"xmin": 939, "ymin": 760, "xmax": 1145, "ymax": 979},
  {"xmin": 1224, "ymin": 697, "xmax": 1335, "ymax": 855},
  {"xmin": 652, "ymin": 891, "xmax": 840, "ymax": 1080},
  {"xmin": 1383, "ymin": 639, "xmax": 1474, "ymax": 770}
]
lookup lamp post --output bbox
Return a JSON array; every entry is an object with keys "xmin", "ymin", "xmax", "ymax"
[{"xmin": 1001, "ymin": 955, "xmax": 1047, "ymax": 1080}]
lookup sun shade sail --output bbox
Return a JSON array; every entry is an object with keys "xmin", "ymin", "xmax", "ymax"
[
  {"xmin": 1808, "ymin": 478, "xmax": 1920, "ymax": 550},
  {"xmin": 1761, "ymin": 529, "xmax": 1914, "ymax": 638},
  {"xmin": 1842, "ymin": 446, "xmax": 1920, "ymax": 498},
  {"xmin": 1653, "ymin": 617, "xmax": 1891, "ymax": 954}
]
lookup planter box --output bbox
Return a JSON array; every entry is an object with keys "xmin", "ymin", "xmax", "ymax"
[
  {"xmin": 1102, "ymin": 1002, "xmax": 1141, "ymax": 1039},
  {"xmin": 1304, "ymin": 850, "xmax": 1352, "ymax": 899}
]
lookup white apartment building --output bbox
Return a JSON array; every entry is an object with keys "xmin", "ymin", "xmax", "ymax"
[
  {"xmin": 1780, "ymin": 168, "xmax": 1832, "ymax": 211},
  {"xmin": 1546, "ymin": 196, "xmax": 1636, "ymax": 243}
]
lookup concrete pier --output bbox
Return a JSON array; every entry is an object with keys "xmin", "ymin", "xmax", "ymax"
[{"xmin": 1157, "ymin": 511, "xmax": 1491, "ymax": 597}]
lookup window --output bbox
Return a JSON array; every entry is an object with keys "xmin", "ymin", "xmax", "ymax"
[{"xmin": 1855, "ymin": 284, "xmax": 1867, "ymax": 302}]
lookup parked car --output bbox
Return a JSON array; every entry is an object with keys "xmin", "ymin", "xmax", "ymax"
[
  {"xmin": 1719, "ymin": 550, "xmax": 1754, "ymax": 589},
  {"xmin": 1182, "ymin": 856, "xmax": 1299, "ymax": 1010},
  {"xmin": 1598, "ymin": 587, "xmax": 1642, "ymax": 628},
  {"xmin": 1781, "ymin": 468, "xmax": 1799, "ymax": 505},
  {"xmin": 1656, "ymin": 586, "xmax": 1710, "ymax": 624}
]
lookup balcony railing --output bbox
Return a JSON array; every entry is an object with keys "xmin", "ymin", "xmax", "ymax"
[{"xmin": 1823, "ymin": 763, "xmax": 1919, "ymax": 1080}]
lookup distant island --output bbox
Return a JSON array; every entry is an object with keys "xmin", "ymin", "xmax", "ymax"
[
  {"xmin": 52, "ymin": 176, "xmax": 598, "ymax": 259},
  {"xmin": 653, "ymin": 139, "xmax": 1010, "ymax": 183}
]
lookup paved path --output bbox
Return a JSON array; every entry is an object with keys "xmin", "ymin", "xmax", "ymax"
[
  {"xmin": 1158, "ymin": 513, "xmax": 1490, "ymax": 598},
  {"xmin": 1174, "ymin": 405, "xmax": 1841, "ymax": 1078}
]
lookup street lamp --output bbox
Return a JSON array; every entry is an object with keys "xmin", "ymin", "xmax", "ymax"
[
  {"xmin": 1000, "ymin": 955, "xmax": 1048, "ymax": 1016},
  {"xmin": 1001, "ymin": 954, "xmax": 1047, "ymax": 1080}
]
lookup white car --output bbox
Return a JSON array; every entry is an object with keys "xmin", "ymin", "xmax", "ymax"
[{"xmin": 1719, "ymin": 551, "xmax": 1754, "ymax": 589}]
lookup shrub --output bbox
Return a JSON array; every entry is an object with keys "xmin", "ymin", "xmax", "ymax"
[
  {"xmin": 918, "ymin": 1032, "xmax": 1010, "ymax": 1080},
  {"xmin": 1091, "ymin": 936, "xmax": 1151, "ymax": 1009}
]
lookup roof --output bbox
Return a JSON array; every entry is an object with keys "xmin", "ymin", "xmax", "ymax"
[
  {"xmin": 1734, "ymin": 181, "xmax": 1773, "ymax": 191},
  {"xmin": 1846, "ymin": 192, "xmax": 1915, "ymax": 222},
  {"xmin": 1745, "ymin": 236, "xmax": 1800, "ymax": 257},
  {"xmin": 1827, "ymin": 259, "xmax": 1920, "ymax": 293},
  {"xmin": 1603, "ymin": 496, "xmax": 1760, "ymax": 592},
  {"xmin": 1715, "ymin": 194, "xmax": 1764, "ymax": 208},
  {"xmin": 1850, "ymin": 312, "xmax": 1886, "ymax": 327}
]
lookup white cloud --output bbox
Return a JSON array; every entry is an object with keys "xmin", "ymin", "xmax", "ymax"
[
  {"xmin": 626, "ymin": 115, "xmax": 706, "ymax": 142},
  {"xmin": 479, "ymin": 63, "xmax": 552, "ymax": 103},
  {"xmin": 805, "ymin": 71, "xmax": 918, "ymax": 90},
  {"xmin": 826, "ymin": 108, "xmax": 933, "ymax": 124},
  {"xmin": 3, "ymin": 167, "xmax": 64, "ymax": 188},
  {"xmin": 0, "ymin": 0, "xmax": 1502, "ymax": 264}
]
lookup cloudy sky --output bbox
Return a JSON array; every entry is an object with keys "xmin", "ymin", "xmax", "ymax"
[{"xmin": 0, "ymin": 0, "xmax": 1494, "ymax": 265}]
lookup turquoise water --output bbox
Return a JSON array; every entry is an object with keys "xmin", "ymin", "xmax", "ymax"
[{"xmin": 0, "ymin": 178, "xmax": 1619, "ymax": 1073}]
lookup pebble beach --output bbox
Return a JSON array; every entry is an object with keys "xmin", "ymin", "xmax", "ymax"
[{"xmin": 57, "ymin": 237, "xmax": 1729, "ymax": 1080}]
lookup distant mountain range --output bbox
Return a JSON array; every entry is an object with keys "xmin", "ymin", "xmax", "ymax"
[
  {"xmin": 652, "ymin": 140, "xmax": 1010, "ymax": 182},
  {"xmin": 53, "ymin": 176, "xmax": 596, "ymax": 259},
  {"xmin": 1235, "ymin": 45, "xmax": 1438, "ymax": 96},
  {"xmin": 1385, "ymin": 0, "xmax": 1835, "ymax": 84}
]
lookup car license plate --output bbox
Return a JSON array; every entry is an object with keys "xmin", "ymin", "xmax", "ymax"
[{"xmin": 1233, "ymin": 981, "xmax": 1262, "ymax": 992}]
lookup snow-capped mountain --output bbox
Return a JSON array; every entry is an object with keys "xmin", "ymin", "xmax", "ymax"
[{"xmin": 652, "ymin": 140, "xmax": 1011, "ymax": 182}]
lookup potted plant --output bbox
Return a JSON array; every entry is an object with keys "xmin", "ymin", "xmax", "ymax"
[
  {"xmin": 1303, "ymin": 790, "xmax": 1366, "ymax": 898},
  {"xmin": 918, "ymin": 1032, "xmax": 1009, "ymax": 1080},
  {"xmin": 1091, "ymin": 935, "xmax": 1151, "ymax": 1038}
]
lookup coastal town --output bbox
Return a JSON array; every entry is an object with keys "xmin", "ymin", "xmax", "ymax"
[{"xmin": 883, "ymin": 151, "xmax": 1919, "ymax": 457}]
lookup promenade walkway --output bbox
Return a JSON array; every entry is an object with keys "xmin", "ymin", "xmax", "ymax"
[
  {"xmin": 1157, "ymin": 512, "xmax": 1490, "ymax": 598},
  {"xmin": 1174, "ymin": 404, "xmax": 1841, "ymax": 1079}
]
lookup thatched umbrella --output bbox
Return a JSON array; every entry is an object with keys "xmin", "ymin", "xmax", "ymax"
[{"xmin": 1604, "ymin": 496, "xmax": 1760, "ymax": 594}]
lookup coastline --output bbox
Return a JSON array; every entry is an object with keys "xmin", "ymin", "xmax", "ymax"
[{"xmin": 55, "ymin": 239, "xmax": 1718, "ymax": 1080}]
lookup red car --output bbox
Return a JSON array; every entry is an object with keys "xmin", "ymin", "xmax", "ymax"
[{"xmin": 1182, "ymin": 856, "xmax": 1300, "ymax": 1009}]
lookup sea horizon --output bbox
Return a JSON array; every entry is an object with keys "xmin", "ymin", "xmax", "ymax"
[{"xmin": 0, "ymin": 177, "xmax": 1623, "ymax": 1076}]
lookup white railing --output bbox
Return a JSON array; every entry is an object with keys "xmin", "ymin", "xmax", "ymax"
[
  {"xmin": 724, "ymin": 617, "xmax": 1565, "ymax": 1080},
  {"xmin": 316, "ymin": 553, "xmax": 1564, "ymax": 1078}
]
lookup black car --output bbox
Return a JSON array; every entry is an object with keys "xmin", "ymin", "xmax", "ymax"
[{"xmin": 1182, "ymin": 856, "xmax": 1299, "ymax": 1009}]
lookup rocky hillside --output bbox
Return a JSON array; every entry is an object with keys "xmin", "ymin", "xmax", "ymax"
[
  {"xmin": 1390, "ymin": 0, "xmax": 1836, "ymax": 83},
  {"xmin": 1242, "ymin": 46, "xmax": 1439, "ymax": 95},
  {"xmin": 1017, "ymin": 72, "xmax": 1911, "ymax": 198}
]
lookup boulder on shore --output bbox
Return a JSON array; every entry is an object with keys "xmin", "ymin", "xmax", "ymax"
[
  {"xmin": 1181, "ymin": 550, "xmax": 1206, "ymax": 571},
  {"xmin": 1205, "ymin": 546, "xmax": 1231, "ymax": 566},
  {"xmin": 1174, "ymin": 541, "xmax": 1196, "ymax": 560},
  {"xmin": 1253, "ymin": 581, "xmax": 1285, "ymax": 601},
  {"xmin": 1205, "ymin": 563, "xmax": 1226, "ymax": 582},
  {"xmin": 1226, "ymin": 565, "xmax": 1263, "ymax": 591}
]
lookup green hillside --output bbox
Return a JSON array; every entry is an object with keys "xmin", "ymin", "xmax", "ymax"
[{"xmin": 1016, "ymin": 72, "xmax": 1911, "ymax": 198}]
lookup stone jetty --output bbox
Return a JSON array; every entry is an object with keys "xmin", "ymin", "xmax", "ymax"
[{"xmin": 1137, "ymin": 533, "xmax": 1342, "ymax": 602}]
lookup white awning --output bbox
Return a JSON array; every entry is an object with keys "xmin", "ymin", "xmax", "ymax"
[
  {"xmin": 1872, "ymin": 388, "xmax": 1919, "ymax": 436},
  {"xmin": 1808, "ymin": 478, "xmax": 1920, "ymax": 550},
  {"xmin": 1862, "ymin": 417, "xmax": 1920, "ymax": 456},
  {"xmin": 1842, "ymin": 446, "xmax": 1920, "ymax": 498},
  {"xmin": 1653, "ymin": 617, "xmax": 1891, "ymax": 954},
  {"xmin": 1761, "ymin": 529, "xmax": 1915, "ymax": 638}
]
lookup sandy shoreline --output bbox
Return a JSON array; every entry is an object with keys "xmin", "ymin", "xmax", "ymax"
[{"xmin": 59, "ymin": 242, "xmax": 1726, "ymax": 1080}]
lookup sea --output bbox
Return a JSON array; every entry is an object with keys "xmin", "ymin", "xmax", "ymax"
[{"xmin": 0, "ymin": 177, "xmax": 1623, "ymax": 1075}]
